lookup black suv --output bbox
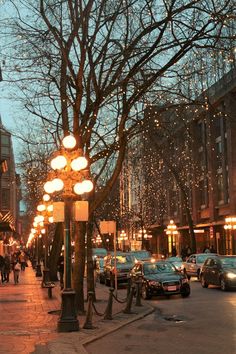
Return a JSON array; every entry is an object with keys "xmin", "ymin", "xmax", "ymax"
[{"xmin": 104, "ymin": 253, "xmax": 135, "ymax": 287}]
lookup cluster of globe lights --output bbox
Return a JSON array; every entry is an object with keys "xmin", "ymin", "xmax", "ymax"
[
  {"xmin": 43, "ymin": 135, "xmax": 93, "ymax": 195},
  {"xmin": 26, "ymin": 196, "xmax": 54, "ymax": 248},
  {"xmin": 26, "ymin": 215, "xmax": 45, "ymax": 248}
]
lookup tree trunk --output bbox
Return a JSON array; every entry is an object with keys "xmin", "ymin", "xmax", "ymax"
[
  {"xmin": 73, "ymin": 221, "xmax": 86, "ymax": 314},
  {"xmin": 48, "ymin": 223, "xmax": 63, "ymax": 281},
  {"xmin": 86, "ymin": 215, "xmax": 96, "ymax": 302}
]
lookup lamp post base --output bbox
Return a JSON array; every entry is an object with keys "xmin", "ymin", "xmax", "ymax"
[
  {"xmin": 57, "ymin": 289, "xmax": 79, "ymax": 332},
  {"xmin": 36, "ymin": 264, "xmax": 42, "ymax": 277}
]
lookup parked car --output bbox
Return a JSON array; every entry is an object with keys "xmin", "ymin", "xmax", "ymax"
[
  {"xmin": 104, "ymin": 253, "xmax": 135, "ymax": 287},
  {"xmin": 183, "ymin": 253, "xmax": 217, "ymax": 280},
  {"xmin": 200, "ymin": 255, "xmax": 236, "ymax": 291},
  {"xmin": 130, "ymin": 260, "xmax": 190, "ymax": 299},
  {"xmin": 92, "ymin": 247, "xmax": 107, "ymax": 260},
  {"xmin": 130, "ymin": 250, "xmax": 154, "ymax": 262},
  {"xmin": 166, "ymin": 256, "xmax": 184, "ymax": 272}
]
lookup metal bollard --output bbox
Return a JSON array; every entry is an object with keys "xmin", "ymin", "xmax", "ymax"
[
  {"xmin": 123, "ymin": 285, "xmax": 135, "ymax": 314},
  {"xmin": 83, "ymin": 291, "xmax": 96, "ymax": 329},
  {"xmin": 104, "ymin": 287, "xmax": 114, "ymax": 320},
  {"xmin": 135, "ymin": 277, "xmax": 142, "ymax": 307},
  {"xmin": 126, "ymin": 276, "xmax": 131, "ymax": 298}
]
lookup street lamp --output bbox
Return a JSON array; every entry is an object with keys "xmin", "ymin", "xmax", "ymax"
[
  {"xmin": 165, "ymin": 220, "xmax": 178, "ymax": 256},
  {"xmin": 32, "ymin": 216, "xmax": 44, "ymax": 277},
  {"xmin": 224, "ymin": 216, "xmax": 236, "ymax": 254},
  {"xmin": 118, "ymin": 230, "xmax": 128, "ymax": 251},
  {"xmin": 44, "ymin": 134, "xmax": 93, "ymax": 333},
  {"xmin": 37, "ymin": 194, "xmax": 54, "ymax": 284}
]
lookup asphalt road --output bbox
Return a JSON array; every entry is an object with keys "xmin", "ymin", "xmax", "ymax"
[{"xmin": 86, "ymin": 279, "xmax": 236, "ymax": 354}]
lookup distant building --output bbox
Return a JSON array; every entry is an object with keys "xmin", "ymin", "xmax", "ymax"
[
  {"xmin": 0, "ymin": 116, "xmax": 21, "ymax": 255},
  {"xmin": 121, "ymin": 68, "xmax": 236, "ymax": 256}
]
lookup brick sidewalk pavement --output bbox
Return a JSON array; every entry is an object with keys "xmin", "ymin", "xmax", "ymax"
[{"xmin": 0, "ymin": 265, "xmax": 153, "ymax": 354}]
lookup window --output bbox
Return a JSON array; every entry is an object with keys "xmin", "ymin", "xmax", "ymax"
[
  {"xmin": 217, "ymin": 173, "xmax": 224, "ymax": 204},
  {"xmin": 1, "ymin": 135, "xmax": 10, "ymax": 145},
  {"xmin": 1, "ymin": 189, "xmax": 10, "ymax": 210},
  {"xmin": 1, "ymin": 146, "xmax": 10, "ymax": 156}
]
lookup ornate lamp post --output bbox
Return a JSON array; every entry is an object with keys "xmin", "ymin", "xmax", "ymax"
[
  {"xmin": 37, "ymin": 194, "xmax": 54, "ymax": 284},
  {"xmin": 224, "ymin": 216, "xmax": 236, "ymax": 254},
  {"xmin": 33, "ymin": 215, "xmax": 45, "ymax": 277},
  {"xmin": 44, "ymin": 135, "xmax": 93, "ymax": 333},
  {"xmin": 165, "ymin": 220, "xmax": 178, "ymax": 256},
  {"xmin": 118, "ymin": 230, "xmax": 128, "ymax": 251}
]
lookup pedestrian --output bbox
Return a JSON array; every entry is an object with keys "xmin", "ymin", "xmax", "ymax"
[
  {"xmin": 0, "ymin": 255, "xmax": 5, "ymax": 283},
  {"xmin": 210, "ymin": 245, "xmax": 216, "ymax": 253},
  {"xmin": 181, "ymin": 247, "xmax": 187, "ymax": 261},
  {"xmin": 203, "ymin": 245, "xmax": 210, "ymax": 253},
  {"xmin": 19, "ymin": 251, "xmax": 27, "ymax": 271},
  {"xmin": 13, "ymin": 261, "xmax": 21, "ymax": 284},
  {"xmin": 3, "ymin": 254, "xmax": 11, "ymax": 283},
  {"xmin": 57, "ymin": 253, "xmax": 64, "ymax": 289},
  {"xmin": 172, "ymin": 246, "xmax": 177, "ymax": 257},
  {"xmin": 186, "ymin": 246, "xmax": 192, "ymax": 257}
]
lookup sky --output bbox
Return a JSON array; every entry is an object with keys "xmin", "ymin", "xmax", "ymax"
[{"xmin": 0, "ymin": 1, "xmax": 22, "ymax": 152}]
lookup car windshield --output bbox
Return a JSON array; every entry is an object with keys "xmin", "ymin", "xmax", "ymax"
[
  {"xmin": 143, "ymin": 262, "xmax": 175, "ymax": 275},
  {"xmin": 111, "ymin": 255, "xmax": 135, "ymax": 265},
  {"xmin": 168, "ymin": 257, "xmax": 182, "ymax": 262},
  {"xmin": 221, "ymin": 257, "xmax": 236, "ymax": 268},
  {"xmin": 197, "ymin": 255, "xmax": 211, "ymax": 263},
  {"xmin": 132, "ymin": 251, "xmax": 152, "ymax": 260}
]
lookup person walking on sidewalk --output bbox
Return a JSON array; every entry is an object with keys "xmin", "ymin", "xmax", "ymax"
[
  {"xmin": 0, "ymin": 254, "xmax": 5, "ymax": 283},
  {"xmin": 13, "ymin": 261, "xmax": 21, "ymax": 284},
  {"xmin": 3, "ymin": 254, "xmax": 11, "ymax": 282}
]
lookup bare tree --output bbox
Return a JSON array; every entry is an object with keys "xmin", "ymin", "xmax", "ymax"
[{"xmin": 1, "ymin": 0, "xmax": 235, "ymax": 310}]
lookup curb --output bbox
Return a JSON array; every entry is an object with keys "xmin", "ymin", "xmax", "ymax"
[{"xmin": 33, "ymin": 303, "xmax": 154, "ymax": 354}]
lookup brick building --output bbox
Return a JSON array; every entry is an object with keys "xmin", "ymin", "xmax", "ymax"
[
  {"xmin": 0, "ymin": 116, "xmax": 21, "ymax": 255},
  {"xmin": 121, "ymin": 68, "xmax": 236, "ymax": 256}
]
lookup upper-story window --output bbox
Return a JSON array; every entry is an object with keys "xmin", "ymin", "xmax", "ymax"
[{"xmin": 1, "ymin": 135, "xmax": 10, "ymax": 146}]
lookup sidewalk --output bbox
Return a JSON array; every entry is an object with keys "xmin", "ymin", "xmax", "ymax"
[{"xmin": 0, "ymin": 265, "xmax": 153, "ymax": 354}]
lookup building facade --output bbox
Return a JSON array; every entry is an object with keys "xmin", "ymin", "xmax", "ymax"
[
  {"xmin": 120, "ymin": 68, "xmax": 236, "ymax": 256},
  {"xmin": 0, "ymin": 117, "xmax": 21, "ymax": 255}
]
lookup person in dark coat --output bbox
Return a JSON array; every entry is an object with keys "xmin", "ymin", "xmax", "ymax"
[
  {"xmin": 0, "ymin": 255, "xmax": 5, "ymax": 283},
  {"xmin": 3, "ymin": 255, "xmax": 11, "ymax": 282},
  {"xmin": 57, "ymin": 253, "xmax": 64, "ymax": 289}
]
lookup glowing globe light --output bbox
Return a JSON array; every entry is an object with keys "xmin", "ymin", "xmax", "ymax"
[
  {"xmin": 37, "ymin": 204, "xmax": 46, "ymax": 212},
  {"xmin": 43, "ymin": 194, "xmax": 50, "ymax": 202},
  {"xmin": 73, "ymin": 182, "xmax": 85, "ymax": 195},
  {"xmin": 44, "ymin": 181, "xmax": 55, "ymax": 194},
  {"xmin": 41, "ymin": 228, "xmax": 46, "ymax": 234},
  {"xmin": 71, "ymin": 156, "xmax": 88, "ymax": 171},
  {"xmin": 48, "ymin": 216, "xmax": 54, "ymax": 223},
  {"xmin": 81, "ymin": 180, "xmax": 94, "ymax": 193},
  {"xmin": 52, "ymin": 178, "xmax": 64, "ymax": 191},
  {"xmin": 47, "ymin": 204, "xmax": 53, "ymax": 212},
  {"xmin": 51, "ymin": 155, "xmax": 67, "ymax": 170},
  {"xmin": 62, "ymin": 135, "xmax": 76, "ymax": 149}
]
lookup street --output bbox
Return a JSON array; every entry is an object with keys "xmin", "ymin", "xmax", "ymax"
[{"xmin": 86, "ymin": 279, "xmax": 236, "ymax": 354}]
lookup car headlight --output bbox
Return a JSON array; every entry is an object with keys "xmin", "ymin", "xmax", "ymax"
[
  {"xmin": 226, "ymin": 272, "xmax": 236, "ymax": 279},
  {"xmin": 149, "ymin": 281, "xmax": 160, "ymax": 286}
]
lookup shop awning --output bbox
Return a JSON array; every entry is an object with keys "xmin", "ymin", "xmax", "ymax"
[{"xmin": 0, "ymin": 211, "xmax": 15, "ymax": 232}]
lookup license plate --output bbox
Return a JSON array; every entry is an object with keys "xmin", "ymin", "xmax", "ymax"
[{"xmin": 167, "ymin": 285, "xmax": 177, "ymax": 291}]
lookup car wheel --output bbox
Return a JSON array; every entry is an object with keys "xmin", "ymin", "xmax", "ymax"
[
  {"xmin": 220, "ymin": 277, "xmax": 228, "ymax": 291},
  {"xmin": 181, "ymin": 285, "xmax": 191, "ymax": 298},
  {"xmin": 200, "ymin": 275, "xmax": 208, "ymax": 288},
  {"xmin": 141, "ymin": 284, "xmax": 151, "ymax": 300}
]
